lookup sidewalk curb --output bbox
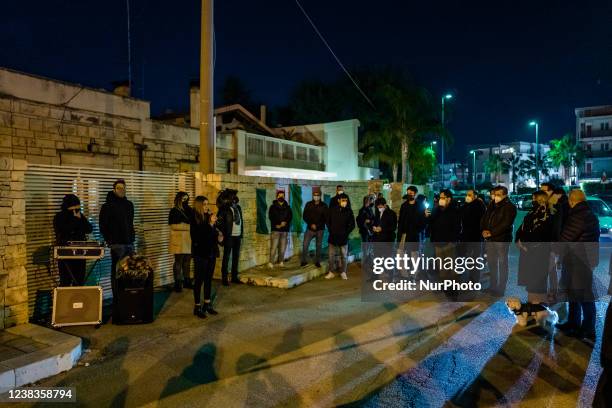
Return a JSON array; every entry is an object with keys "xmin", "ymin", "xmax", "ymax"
[{"xmin": 0, "ymin": 324, "xmax": 82, "ymax": 393}]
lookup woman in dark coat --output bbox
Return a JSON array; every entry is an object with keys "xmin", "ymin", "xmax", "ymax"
[
  {"xmin": 53, "ymin": 194, "xmax": 93, "ymax": 286},
  {"xmin": 515, "ymin": 190, "xmax": 553, "ymax": 302},
  {"xmin": 191, "ymin": 196, "xmax": 222, "ymax": 318}
]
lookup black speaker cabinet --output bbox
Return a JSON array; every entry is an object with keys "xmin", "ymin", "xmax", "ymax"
[
  {"xmin": 113, "ymin": 278, "xmax": 154, "ymax": 325},
  {"xmin": 52, "ymin": 286, "xmax": 103, "ymax": 327}
]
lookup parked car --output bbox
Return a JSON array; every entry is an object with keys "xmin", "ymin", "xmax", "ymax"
[
  {"xmin": 593, "ymin": 192, "xmax": 612, "ymax": 207},
  {"xmin": 586, "ymin": 197, "xmax": 612, "ymax": 242},
  {"xmin": 515, "ymin": 194, "xmax": 535, "ymax": 211}
]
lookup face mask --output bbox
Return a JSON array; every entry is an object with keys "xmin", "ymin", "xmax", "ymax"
[
  {"xmin": 337, "ymin": 190, "xmax": 344, "ymax": 195},
  {"xmin": 494, "ymin": 196, "xmax": 503, "ymax": 204},
  {"xmin": 465, "ymin": 196, "xmax": 473, "ymax": 203},
  {"xmin": 340, "ymin": 201, "xmax": 348, "ymax": 208},
  {"xmin": 407, "ymin": 194, "xmax": 415, "ymax": 202},
  {"xmin": 378, "ymin": 206, "xmax": 385, "ymax": 213},
  {"xmin": 277, "ymin": 196, "xmax": 285, "ymax": 202},
  {"xmin": 182, "ymin": 197, "xmax": 189, "ymax": 203},
  {"xmin": 314, "ymin": 195, "xmax": 321, "ymax": 201}
]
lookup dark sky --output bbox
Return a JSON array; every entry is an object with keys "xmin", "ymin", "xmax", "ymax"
[{"xmin": 2, "ymin": 0, "xmax": 611, "ymax": 160}]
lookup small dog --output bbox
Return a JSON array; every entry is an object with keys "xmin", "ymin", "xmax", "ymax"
[{"xmin": 505, "ymin": 297, "xmax": 558, "ymax": 335}]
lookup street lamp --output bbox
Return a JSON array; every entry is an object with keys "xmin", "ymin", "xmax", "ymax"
[
  {"xmin": 470, "ymin": 150, "xmax": 477, "ymax": 189},
  {"xmin": 440, "ymin": 93, "xmax": 453, "ymax": 186},
  {"xmin": 529, "ymin": 120, "xmax": 539, "ymax": 188}
]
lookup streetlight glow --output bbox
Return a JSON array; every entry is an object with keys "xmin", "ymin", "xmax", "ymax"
[
  {"xmin": 529, "ymin": 121, "xmax": 537, "ymax": 127},
  {"xmin": 445, "ymin": 93, "xmax": 453, "ymax": 100}
]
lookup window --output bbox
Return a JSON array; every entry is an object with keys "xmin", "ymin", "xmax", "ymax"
[
  {"xmin": 296, "ymin": 146, "xmax": 308, "ymax": 161},
  {"xmin": 247, "ymin": 137, "xmax": 264, "ymax": 155},
  {"xmin": 282, "ymin": 143, "xmax": 294, "ymax": 160},
  {"xmin": 587, "ymin": 144, "xmax": 592, "ymax": 152},
  {"xmin": 601, "ymin": 123, "xmax": 605, "ymax": 131},
  {"xmin": 309, "ymin": 148, "xmax": 319, "ymax": 163},
  {"xmin": 266, "ymin": 140, "xmax": 280, "ymax": 158}
]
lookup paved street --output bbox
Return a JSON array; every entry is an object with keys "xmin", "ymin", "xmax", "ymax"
[{"xmin": 17, "ymin": 261, "xmax": 608, "ymax": 408}]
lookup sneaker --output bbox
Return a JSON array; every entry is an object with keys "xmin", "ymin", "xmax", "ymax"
[
  {"xmin": 300, "ymin": 261, "xmax": 308, "ymax": 267},
  {"xmin": 325, "ymin": 272, "xmax": 335, "ymax": 279},
  {"xmin": 341, "ymin": 272, "xmax": 348, "ymax": 280},
  {"xmin": 315, "ymin": 262, "xmax": 321, "ymax": 268},
  {"xmin": 194, "ymin": 305, "xmax": 207, "ymax": 319},
  {"xmin": 205, "ymin": 304, "xmax": 219, "ymax": 315},
  {"xmin": 279, "ymin": 262, "xmax": 285, "ymax": 267},
  {"xmin": 268, "ymin": 263, "xmax": 274, "ymax": 269}
]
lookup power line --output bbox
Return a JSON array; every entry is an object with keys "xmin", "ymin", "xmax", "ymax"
[{"xmin": 293, "ymin": 0, "xmax": 375, "ymax": 110}]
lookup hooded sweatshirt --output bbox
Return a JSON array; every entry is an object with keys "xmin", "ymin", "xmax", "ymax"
[{"xmin": 99, "ymin": 190, "xmax": 135, "ymax": 245}]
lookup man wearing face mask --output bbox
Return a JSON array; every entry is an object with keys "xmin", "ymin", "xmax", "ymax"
[
  {"xmin": 329, "ymin": 184, "xmax": 352, "ymax": 210},
  {"xmin": 325, "ymin": 194, "xmax": 355, "ymax": 280},
  {"xmin": 54, "ymin": 194, "xmax": 93, "ymax": 286},
  {"xmin": 99, "ymin": 179, "xmax": 135, "ymax": 301},
  {"xmin": 216, "ymin": 190, "xmax": 243, "ymax": 286},
  {"xmin": 372, "ymin": 197, "xmax": 397, "ymax": 243},
  {"xmin": 268, "ymin": 189, "xmax": 292, "ymax": 268},
  {"xmin": 480, "ymin": 185, "xmax": 517, "ymax": 296},
  {"xmin": 398, "ymin": 186, "xmax": 427, "ymax": 245},
  {"xmin": 460, "ymin": 190, "xmax": 487, "ymax": 284},
  {"xmin": 301, "ymin": 189, "xmax": 327, "ymax": 267}
]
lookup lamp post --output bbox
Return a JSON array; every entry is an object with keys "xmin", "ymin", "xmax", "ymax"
[
  {"xmin": 440, "ymin": 93, "xmax": 453, "ymax": 186},
  {"xmin": 529, "ymin": 121, "xmax": 539, "ymax": 188},
  {"xmin": 470, "ymin": 150, "xmax": 477, "ymax": 189}
]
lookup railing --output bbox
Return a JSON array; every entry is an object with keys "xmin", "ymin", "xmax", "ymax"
[
  {"xmin": 580, "ymin": 129, "xmax": 612, "ymax": 139},
  {"xmin": 580, "ymin": 170, "xmax": 609, "ymax": 179},
  {"xmin": 585, "ymin": 150, "xmax": 612, "ymax": 158},
  {"xmin": 244, "ymin": 133, "xmax": 324, "ymax": 171}
]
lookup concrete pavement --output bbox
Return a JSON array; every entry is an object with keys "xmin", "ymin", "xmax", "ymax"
[{"xmin": 12, "ymin": 262, "xmax": 608, "ymax": 407}]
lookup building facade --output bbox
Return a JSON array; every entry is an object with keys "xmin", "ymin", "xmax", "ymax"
[{"xmin": 576, "ymin": 105, "xmax": 612, "ymax": 182}]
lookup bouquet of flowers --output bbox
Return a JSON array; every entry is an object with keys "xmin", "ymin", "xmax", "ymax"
[{"xmin": 116, "ymin": 254, "xmax": 153, "ymax": 284}]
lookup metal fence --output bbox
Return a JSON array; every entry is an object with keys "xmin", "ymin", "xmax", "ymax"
[{"xmin": 25, "ymin": 164, "xmax": 196, "ymax": 319}]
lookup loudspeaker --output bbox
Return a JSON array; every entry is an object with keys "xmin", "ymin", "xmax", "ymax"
[
  {"xmin": 113, "ymin": 279, "xmax": 154, "ymax": 325},
  {"xmin": 52, "ymin": 286, "xmax": 103, "ymax": 327}
]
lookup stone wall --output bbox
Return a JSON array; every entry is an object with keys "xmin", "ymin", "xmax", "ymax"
[
  {"xmin": 0, "ymin": 68, "xmax": 199, "ymax": 174},
  {"xmin": 0, "ymin": 157, "xmax": 27, "ymax": 328},
  {"xmin": 197, "ymin": 174, "xmax": 381, "ymax": 274}
]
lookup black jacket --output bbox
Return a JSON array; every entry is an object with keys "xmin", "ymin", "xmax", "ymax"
[
  {"xmin": 329, "ymin": 194, "xmax": 352, "ymax": 210},
  {"xmin": 373, "ymin": 207, "xmax": 397, "ymax": 242},
  {"xmin": 397, "ymin": 201, "xmax": 426, "ymax": 242},
  {"xmin": 326, "ymin": 205, "xmax": 355, "ymax": 246},
  {"xmin": 99, "ymin": 191, "xmax": 135, "ymax": 245},
  {"xmin": 560, "ymin": 201, "xmax": 600, "ymax": 243},
  {"xmin": 303, "ymin": 200, "xmax": 328, "ymax": 231},
  {"xmin": 268, "ymin": 199, "xmax": 292, "ymax": 232},
  {"xmin": 53, "ymin": 210, "xmax": 93, "ymax": 245},
  {"xmin": 191, "ymin": 220, "xmax": 220, "ymax": 258},
  {"xmin": 356, "ymin": 205, "xmax": 375, "ymax": 237},
  {"xmin": 217, "ymin": 204, "xmax": 243, "ymax": 238},
  {"xmin": 168, "ymin": 205, "xmax": 192, "ymax": 225},
  {"xmin": 480, "ymin": 197, "xmax": 517, "ymax": 242},
  {"xmin": 460, "ymin": 199, "xmax": 486, "ymax": 242},
  {"xmin": 551, "ymin": 197, "xmax": 570, "ymax": 241},
  {"xmin": 429, "ymin": 202, "xmax": 461, "ymax": 243},
  {"xmin": 516, "ymin": 205, "xmax": 553, "ymax": 242}
]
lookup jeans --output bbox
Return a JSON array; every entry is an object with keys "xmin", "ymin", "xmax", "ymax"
[
  {"xmin": 328, "ymin": 244, "xmax": 348, "ymax": 273},
  {"xmin": 173, "ymin": 254, "xmax": 191, "ymax": 284},
  {"xmin": 221, "ymin": 236, "xmax": 241, "ymax": 281},
  {"xmin": 110, "ymin": 244, "xmax": 134, "ymax": 300},
  {"xmin": 194, "ymin": 255, "xmax": 216, "ymax": 304},
  {"xmin": 270, "ymin": 231, "xmax": 288, "ymax": 264},
  {"xmin": 486, "ymin": 242, "xmax": 510, "ymax": 295},
  {"xmin": 301, "ymin": 230, "xmax": 323, "ymax": 263}
]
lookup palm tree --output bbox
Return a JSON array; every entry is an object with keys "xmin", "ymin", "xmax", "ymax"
[
  {"xmin": 505, "ymin": 154, "xmax": 522, "ymax": 193},
  {"xmin": 360, "ymin": 128, "xmax": 402, "ymax": 182},
  {"xmin": 520, "ymin": 153, "xmax": 551, "ymax": 184},
  {"xmin": 409, "ymin": 142, "xmax": 438, "ymax": 184},
  {"xmin": 484, "ymin": 154, "xmax": 508, "ymax": 184},
  {"xmin": 547, "ymin": 133, "xmax": 585, "ymax": 184}
]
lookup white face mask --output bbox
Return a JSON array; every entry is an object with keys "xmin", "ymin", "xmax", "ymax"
[
  {"xmin": 337, "ymin": 190, "xmax": 344, "ymax": 195},
  {"xmin": 465, "ymin": 196, "xmax": 473, "ymax": 203},
  {"xmin": 314, "ymin": 195, "xmax": 321, "ymax": 201},
  {"xmin": 378, "ymin": 206, "xmax": 385, "ymax": 214}
]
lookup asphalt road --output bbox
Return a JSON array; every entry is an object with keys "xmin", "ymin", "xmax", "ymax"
[{"xmin": 17, "ymin": 259, "xmax": 610, "ymax": 408}]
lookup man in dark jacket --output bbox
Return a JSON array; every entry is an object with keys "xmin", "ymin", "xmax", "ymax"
[
  {"xmin": 480, "ymin": 185, "xmax": 517, "ymax": 296},
  {"xmin": 268, "ymin": 189, "xmax": 292, "ymax": 268},
  {"xmin": 397, "ymin": 186, "xmax": 426, "ymax": 243},
  {"xmin": 99, "ymin": 179, "xmax": 135, "ymax": 299},
  {"xmin": 356, "ymin": 195, "xmax": 375, "ymax": 243},
  {"xmin": 53, "ymin": 194, "xmax": 93, "ymax": 286},
  {"xmin": 460, "ymin": 190, "xmax": 487, "ymax": 283},
  {"xmin": 329, "ymin": 184, "xmax": 352, "ymax": 209},
  {"xmin": 216, "ymin": 190, "xmax": 243, "ymax": 285},
  {"xmin": 325, "ymin": 194, "xmax": 355, "ymax": 280},
  {"xmin": 556, "ymin": 189, "xmax": 600, "ymax": 345},
  {"xmin": 372, "ymin": 197, "xmax": 397, "ymax": 243},
  {"xmin": 301, "ymin": 190, "xmax": 327, "ymax": 267}
]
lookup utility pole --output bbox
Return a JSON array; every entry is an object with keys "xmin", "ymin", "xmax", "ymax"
[{"xmin": 199, "ymin": 0, "xmax": 215, "ymax": 174}]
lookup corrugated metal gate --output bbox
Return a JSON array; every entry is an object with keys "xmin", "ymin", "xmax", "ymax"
[{"xmin": 25, "ymin": 164, "xmax": 196, "ymax": 318}]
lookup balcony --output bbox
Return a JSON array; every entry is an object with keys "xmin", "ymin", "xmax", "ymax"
[
  {"xmin": 579, "ymin": 129, "xmax": 612, "ymax": 139},
  {"xmin": 244, "ymin": 133, "xmax": 324, "ymax": 171},
  {"xmin": 585, "ymin": 150, "xmax": 612, "ymax": 158}
]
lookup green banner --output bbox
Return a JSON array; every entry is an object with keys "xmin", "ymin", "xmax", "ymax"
[
  {"xmin": 256, "ymin": 188, "xmax": 269, "ymax": 234},
  {"xmin": 290, "ymin": 184, "xmax": 303, "ymax": 233}
]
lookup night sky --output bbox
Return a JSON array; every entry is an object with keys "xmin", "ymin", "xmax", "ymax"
[{"xmin": 2, "ymin": 0, "xmax": 611, "ymax": 160}]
